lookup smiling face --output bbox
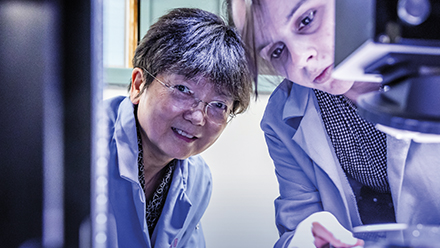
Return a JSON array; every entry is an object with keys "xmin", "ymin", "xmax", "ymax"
[
  {"xmin": 236, "ymin": 0, "xmax": 354, "ymax": 94},
  {"xmin": 130, "ymin": 68, "xmax": 230, "ymax": 165}
]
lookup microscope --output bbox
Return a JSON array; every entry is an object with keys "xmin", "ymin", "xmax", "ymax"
[{"xmin": 333, "ymin": 0, "xmax": 440, "ymax": 142}]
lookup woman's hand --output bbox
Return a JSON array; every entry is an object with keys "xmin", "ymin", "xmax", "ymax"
[
  {"xmin": 312, "ymin": 221, "xmax": 364, "ymax": 248},
  {"xmin": 288, "ymin": 211, "xmax": 364, "ymax": 248}
]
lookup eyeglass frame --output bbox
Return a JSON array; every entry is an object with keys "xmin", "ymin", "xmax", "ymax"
[{"xmin": 142, "ymin": 69, "xmax": 236, "ymax": 124}]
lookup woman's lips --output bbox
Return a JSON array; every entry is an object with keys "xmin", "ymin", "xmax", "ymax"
[
  {"xmin": 313, "ymin": 65, "xmax": 333, "ymax": 84},
  {"xmin": 172, "ymin": 127, "xmax": 197, "ymax": 142}
]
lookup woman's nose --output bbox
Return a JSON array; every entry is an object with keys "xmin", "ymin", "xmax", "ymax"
[
  {"xmin": 184, "ymin": 103, "xmax": 206, "ymax": 126},
  {"xmin": 287, "ymin": 41, "xmax": 317, "ymax": 69}
]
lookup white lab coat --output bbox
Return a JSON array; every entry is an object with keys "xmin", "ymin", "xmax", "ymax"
[{"xmin": 260, "ymin": 80, "xmax": 440, "ymax": 248}]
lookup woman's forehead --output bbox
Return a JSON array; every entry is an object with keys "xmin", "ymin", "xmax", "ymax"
[
  {"xmin": 231, "ymin": 0, "xmax": 247, "ymax": 32},
  {"xmin": 258, "ymin": 0, "xmax": 305, "ymax": 22}
]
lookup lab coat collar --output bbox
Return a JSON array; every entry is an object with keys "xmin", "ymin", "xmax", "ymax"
[
  {"xmin": 114, "ymin": 97, "xmax": 139, "ymax": 183},
  {"xmin": 280, "ymin": 79, "xmax": 309, "ymax": 124}
]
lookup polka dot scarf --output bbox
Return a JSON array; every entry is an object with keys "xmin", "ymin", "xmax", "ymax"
[
  {"xmin": 137, "ymin": 128, "xmax": 175, "ymax": 236},
  {"xmin": 313, "ymin": 89, "xmax": 389, "ymax": 193}
]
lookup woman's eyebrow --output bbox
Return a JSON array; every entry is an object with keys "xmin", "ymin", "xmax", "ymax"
[
  {"xmin": 257, "ymin": 42, "xmax": 269, "ymax": 55},
  {"xmin": 256, "ymin": 0, "xmax": 308, "ymax": 54},
  {"xmin": 286, "ymin": 0, "xmax": 308, "ymax": 23}
]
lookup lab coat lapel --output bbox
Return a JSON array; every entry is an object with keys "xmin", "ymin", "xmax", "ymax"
[
  {"xmin": 113, "ymin": 98, "xmax": 152, "ymax": 245},
  {"xmin": 152, "ymin": 160, "xmax": 192, "ymax": 248},
  {"xmin": 388, "ymin": 138, "xmax": 440, "ymax": 224},
  {"xmin": 284, "ymin": 86, "xmax": 344, "ymax": 189},
  {"xmin": 283, "ymin": 84, "xmax": 359, "ymax": 227},
  {"xmin": 386, "ymin": 135, "xmax": 410, "ymax": 222}
]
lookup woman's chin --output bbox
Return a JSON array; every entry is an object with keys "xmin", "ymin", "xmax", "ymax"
[{"xmin": 318, "ymin": 79, "xmax": 354, "ymax": 95}]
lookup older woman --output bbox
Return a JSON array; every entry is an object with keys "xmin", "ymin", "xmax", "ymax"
[{"xmin": 105, "ymin": 8, "xmax": 252, "ymax": 248}]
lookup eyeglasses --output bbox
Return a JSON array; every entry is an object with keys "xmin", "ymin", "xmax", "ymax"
[{"xmin": 143, "ymin": 69, "xmax": 235, "ymax": 124}]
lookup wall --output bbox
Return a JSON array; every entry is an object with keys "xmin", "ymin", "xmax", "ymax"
[{"xmin": 201, "ymin": 94, "xmax": 279, "ymax": 248}]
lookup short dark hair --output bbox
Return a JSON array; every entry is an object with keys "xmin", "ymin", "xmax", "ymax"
[{"xmin": 132, "ymin": 8, "xmax": 253, "ymax": 115}]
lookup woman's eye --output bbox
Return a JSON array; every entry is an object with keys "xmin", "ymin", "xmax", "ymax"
[
  {"xmin": 211, "ymin": 101, "xmax": 228, "ymax": 111},
  {"xmin": 298, "ymin": 10, "xmax": 316, "ymax": 31},
  {"xmin": 173, "ymin": 84, "xmax": 193, "ymax": 95},
  {"xmin": 271, "ymin": 44, "xmax": 286, "ymax": 59}
]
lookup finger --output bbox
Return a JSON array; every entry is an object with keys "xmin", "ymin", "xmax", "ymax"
[
  {"xmin": 312, "ymin": 222, "xmax": 339, "ymax": 245},
  {"xmin": 312, "ymin": 222, "xmax": 364, "ymax": 248},
  {"xmin": 313, "ymin": 235, "xmax": 330, "ymax": 248}
]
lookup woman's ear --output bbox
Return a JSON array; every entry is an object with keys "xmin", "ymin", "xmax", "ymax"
[{"xmin": 130, "ymin": 68, "xmax": 144, "ymax": 104}]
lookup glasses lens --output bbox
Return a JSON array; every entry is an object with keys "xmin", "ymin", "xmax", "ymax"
[
  {"xmin": 168, "ymin": 86, "xmax": 196, "ymax": 109},
  {"xmin": 206, "ymin": 102, "xmax": 229, "ymax": 123}
]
